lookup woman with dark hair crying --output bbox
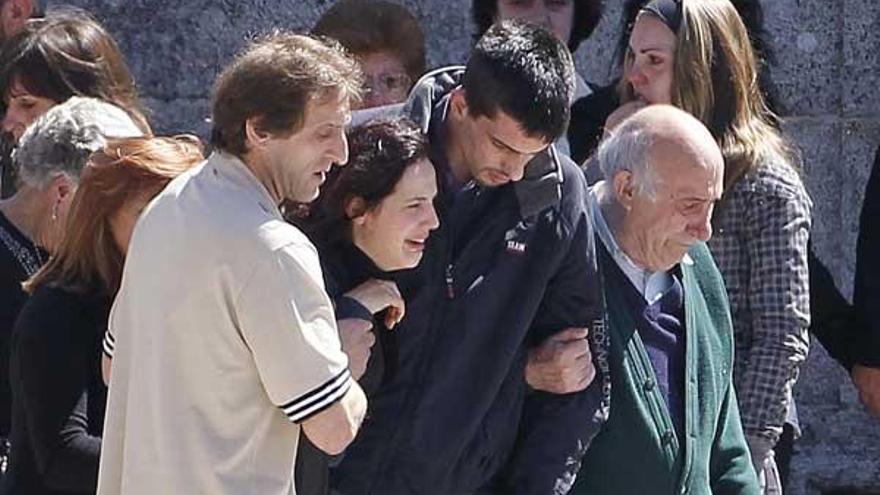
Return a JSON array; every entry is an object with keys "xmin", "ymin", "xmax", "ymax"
[{"xmin": 289, "ymin": 117, "xmax": 440, "ymax": 495}]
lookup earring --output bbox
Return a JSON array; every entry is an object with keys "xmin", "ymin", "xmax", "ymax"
[{"xmin": 51, "ymin": 201, "xmax": 59, "ymax": 221}]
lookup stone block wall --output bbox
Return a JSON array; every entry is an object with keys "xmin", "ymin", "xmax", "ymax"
[{"xmin": 46, "ymin": 0, "xmax": 880, "ymax": 493}]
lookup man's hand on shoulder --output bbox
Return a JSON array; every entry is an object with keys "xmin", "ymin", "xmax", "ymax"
[{"xmin": 525, "ymin": 327, "xmax": 595, "ymax": 394}]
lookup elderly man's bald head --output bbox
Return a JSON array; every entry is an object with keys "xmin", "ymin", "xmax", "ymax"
[
  {"xmin": 598, "ymin": 104, "xmax": 723, "ymax": 193},
  {"xmin": 596, "ymin": 104, "xmax": 724, "ymax": 272}
]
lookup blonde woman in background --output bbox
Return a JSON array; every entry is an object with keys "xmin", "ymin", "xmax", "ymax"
[{"xmin": 584, "ymin": 1, "xmax": 811, "ymax": 493}]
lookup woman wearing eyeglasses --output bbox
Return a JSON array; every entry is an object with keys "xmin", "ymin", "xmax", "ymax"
[{"xmin": 313, "ymin": 0, "xmax": 426, "ymax": 110}]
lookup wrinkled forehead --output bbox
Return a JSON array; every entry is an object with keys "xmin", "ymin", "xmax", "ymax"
[
  {"xmin": 302, "ymin": 89, "xmax": 352, "ymax": 125},
  {"xmin": 650, "ymin": 139, "xmax": 723, "ymax": 196}
]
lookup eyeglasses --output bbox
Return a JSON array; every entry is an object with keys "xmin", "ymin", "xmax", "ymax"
[{"xmin": 363, "ymin": 72, "xmax": 412, "ymax": 97}]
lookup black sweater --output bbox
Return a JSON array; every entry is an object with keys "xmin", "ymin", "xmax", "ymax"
[
  {"xmin": 852, "ymin": 146, "xmax": 880, "ymax": 366},
  {"xmin": 567, "ymin": 81, "xmax": 620, "ymax": 165},
  {"xmin": 3, "ymin": 286, "xmax": 110, "ymax": 495},
  {"xmin": 295, "ymin": 240, "xmax": 398, "ymax": 495},
  {"xmin": 809, "ymin": 146, "xmax": 880, "ymax": 369},
  {"xmin": 0, "ymin": 211, "xmax": 47, "ymax": 438}
]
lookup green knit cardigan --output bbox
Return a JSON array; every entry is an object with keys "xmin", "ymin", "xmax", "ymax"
[{"xmin": 571, "ymin": 242, "xmax": 760, "ymax": 495}]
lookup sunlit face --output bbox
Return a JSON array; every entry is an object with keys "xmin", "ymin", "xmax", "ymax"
[
  {"xmin": 2, "ymin": 78, "xmax": 57, "ymax": 143},
  {"xmin": 624, "ymin": 13, "xmax": 676, "ymax": 105},
  {"xmin": 616, "ymin": 140, "xmax": 722, "ymax": 272},
  {"xmin": 453, "ymin": 92, "xmax": 549, "ymax": 187},
  {"xmin": 261, "ymin": 91, "xmax": 351, "ymax": 203},
  {"xmin": 110, "ymin": 192, "xmax": 153, "ymax": 253},
  {"xmin": 356, "ymin": 50, "xmax": 412, "ymax": 110},
  {"xmin": 351, "ymin": 158, "xmax": 440, "ymax": 271},
  {"xmin": 495, "ymin": 0, "xmax": 575, "ymax": 45}
]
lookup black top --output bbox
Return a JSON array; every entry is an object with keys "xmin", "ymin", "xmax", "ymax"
[
  {"xmin": 810, "ymin": 145, "xmax": 880, "ymax": 369},
  {"xmin": 295, "ymin": 240, "xmax": 398, "ymax": 495},
  {"xmin": 852, "ymin": 145, "xmax": 880, "ymax": 366},
  {"xmin": 3, "ymin": 285, "xmax": 110, "ymax": 495},
  {"xmin": 807, "ymin": 246, "xmax": 855, "ymax": 368},
  {"xmin": 0, "ymin": 210, "xmax": 47, "ymax": 438},
  {"xmin": 0, "ymin": 143, "xmax": 16, "ymax": 200},
  {"xmin": 567, "ymin": 81, "xmax": 621, "ymax": 166}
]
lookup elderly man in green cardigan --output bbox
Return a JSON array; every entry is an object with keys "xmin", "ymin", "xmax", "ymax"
[{"xmin": 572, "ymin": 105, "xmax": 760, "ymax": 494}]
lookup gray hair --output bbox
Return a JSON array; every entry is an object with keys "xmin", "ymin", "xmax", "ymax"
[
  {"xmin": 13, "ymin": 96, "xmax": 144, "ymax": 188},
  {"xmin": 597, "ymin": 119, "xmax": 656, "ymax": 198}
]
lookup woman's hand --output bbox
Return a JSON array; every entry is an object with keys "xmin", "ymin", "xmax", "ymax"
[{"xmin": 344, "ymin": 279, "xmax": 406, "ymax": 328}]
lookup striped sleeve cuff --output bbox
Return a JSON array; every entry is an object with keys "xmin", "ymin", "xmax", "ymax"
[
  {"xmin": 281, "ymin": 368, "xmax": 353, "ymax": 424},
  {"xmin": 103, "ymin": 331, "xmax": 115, "ymax": 359}
]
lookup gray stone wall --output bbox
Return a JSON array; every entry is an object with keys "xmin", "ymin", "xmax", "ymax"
[{"xmin": 48, "ymin": 0, "xmax": 880, "ymax": 493}]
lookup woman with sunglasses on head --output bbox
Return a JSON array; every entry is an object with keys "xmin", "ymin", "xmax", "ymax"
[
  {"xmin": 583, "ymin": 1, "xmax": 811, "ymax": 493},
  {"xmin": 569, "ymin": 0, "xmax": 779, "ymax": 170},
  {"xmin": 3, "ymin": 136, "xmax": 202, "ymax": 495}
]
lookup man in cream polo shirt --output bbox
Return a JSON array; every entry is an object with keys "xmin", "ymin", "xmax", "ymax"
[{"xmin": 97, "ymin": 34, "xmax": 367, "ymax": 495}]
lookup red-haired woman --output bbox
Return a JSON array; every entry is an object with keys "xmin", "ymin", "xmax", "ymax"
[{"xmin": 3, "ymin": 136, "xmax": 202, "ymax": 495}]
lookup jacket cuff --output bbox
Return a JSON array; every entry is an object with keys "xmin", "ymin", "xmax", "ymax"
[{"xmin": 335, "ymin": 295, "xmax": 374, "ymax": 322}]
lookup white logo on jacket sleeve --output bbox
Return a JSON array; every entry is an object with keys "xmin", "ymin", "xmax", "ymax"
[
  {"xmin": 506, "ymin": 240, "xmax": 527, "ymax": 254},
  {"xmin": 504, "ymin": 221, "xmax": 530, "ymax": 255}
]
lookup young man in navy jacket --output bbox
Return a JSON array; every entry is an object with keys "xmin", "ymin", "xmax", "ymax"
[{"xmin": 332, "ymin": 21, "xmax": 609, "ymax": 494}]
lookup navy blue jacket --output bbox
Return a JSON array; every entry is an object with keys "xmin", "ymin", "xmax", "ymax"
[
  {"xmin": 331, "ymin": 67, "xmax": 610, "ymax": 495},
  {"xmin": 294, "ymin": 238, "xmax": 400, "ymax": 495}
]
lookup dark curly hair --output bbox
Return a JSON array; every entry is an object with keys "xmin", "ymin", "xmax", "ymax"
[
  {"xmin": 471, "ymin": 0, "xmax": 603, "ymax": 52},
  {"xmin": 297, "ymin": 117, "xmax": 429, "ymax": 243}
]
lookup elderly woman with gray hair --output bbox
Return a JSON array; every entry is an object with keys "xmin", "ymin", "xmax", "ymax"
[{"xmin": 0, "ymin": 96, "xmax": 142, "ymax": 475}]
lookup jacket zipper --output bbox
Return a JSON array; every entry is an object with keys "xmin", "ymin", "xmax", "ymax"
[{"xmin": 445, "ymin": 263, "xmax": 455, "ymax": 299}]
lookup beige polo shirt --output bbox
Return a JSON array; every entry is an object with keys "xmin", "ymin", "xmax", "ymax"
[{"xmin": 97, "ymin": 152, "xmax": 351, "ymax": 495}]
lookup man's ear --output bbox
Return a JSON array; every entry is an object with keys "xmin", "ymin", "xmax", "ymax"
[
  {"xmin": 244, "ymin": 116, "xmax": 272, "ymax": 150},
  {"xmin": 345, "ymin": 196, "xmax": 368, "ymax": 224},
  {"xmin": 612, "ymin": 170, "xmax": 637, "ymax": 211},
  {"xmin": 450, "ymin": 88, "xmax": 468, "ymax": 118}
]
